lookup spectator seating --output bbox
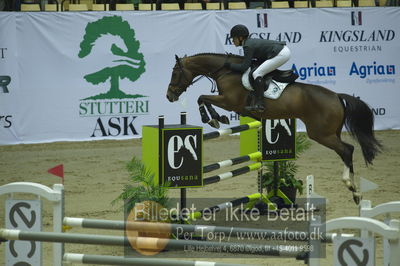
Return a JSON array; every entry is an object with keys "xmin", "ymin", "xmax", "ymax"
[
  {"xmin": 21, "ymin": 3, "xmax": 41, "ymax": 11},
  {"xmin": 13, "ymin": 0, "xmax": 398, "ymax": 12},
  {"xmin": 138, "ymin": 3, "xmax": 156, "ymax": 9},
  {"xmin": 228, "ymin": 1, "xmax": 247, "ymax": 8},
  {"xmin": 336, "ymin": 0, "xmax": 352, "ymax": 6},
  {"xmin": 92, "ymin": 3, "xmax": 110, "ymax": 10},
  {"xmin": 271, "ymin": 1, "xmax": 290, "ymax": 7},
  {"xmin": 315, "ymin": 0, "xmax": 333, "ymax": 6},
  {"xmin": 161, "ymin": 3, "xmax": 180, "ymax": 9},
  {"xmin": 69, "ymin": 4, "xmax": 89, "ymax": 10},
  {"xmin": 294, "ymin": 1, "xmax": 309, "ymax": 7},
  {"xmin": 184, "ymin": 2, "xmax": 203, "ymax": 9},
  {"xmin": 206, "ymin": 2, "xmax": 223, "ymax": 9},
  {"xmin": 116, "ymin": 3, "xmax": 135, "ymax": 10},
  {"xmin": 359, "ymin": 0, "xmax": 376, "ymax": 5}
]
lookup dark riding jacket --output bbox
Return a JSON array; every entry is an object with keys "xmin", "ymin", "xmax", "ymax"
[{"xmin": 228, "ymin": 38, "xmax": 286, "ymax": 73}]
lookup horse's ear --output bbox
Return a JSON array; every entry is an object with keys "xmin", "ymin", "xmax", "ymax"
[{"xmin": 175, "ymin": 55, "xmax": 179, "ymax": 61}]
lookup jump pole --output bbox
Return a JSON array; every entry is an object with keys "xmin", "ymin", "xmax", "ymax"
[
  {"xmin": 63, "ymin": 216, "xmax": 341, "ymax": 243},
  {"xmin": 203, "ymin": 121, "xmax": 261, "ymax": 141},
  {"xmin": 0, "ymin": 228, "xmax": 302, "ymax": 258},
  {"xmin": 63, "ymin": 253, "xmax": 247, "ymax": 266},
  {"xmin": 203, "ymin": 162, "xmax": 261, "ymax": 185},
  {"xmin": 203, "ymin": 152, "xmax": 262, "ymax": 174}
]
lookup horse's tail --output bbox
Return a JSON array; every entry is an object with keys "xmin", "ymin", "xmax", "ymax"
[{"xmin": 338, "ymin": 93, "xmax": 382, "ymax": 165}]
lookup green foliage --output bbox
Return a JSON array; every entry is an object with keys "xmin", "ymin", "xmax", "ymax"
[
  {"xmin": 262, "ymin": 133, "xmax": 311, "ymax": 195},
  {"xmin": 112, "ymin": 157, "xmax": 170, "ymax": 213},
  {"xmin": 78, "ymin": 16, "xmax": 146, "ymax": 100}
]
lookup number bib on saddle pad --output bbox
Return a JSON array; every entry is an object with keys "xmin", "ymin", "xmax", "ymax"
[{"xmin": 241, "ymin": 68, "xmax": 289, "ymax": 100}]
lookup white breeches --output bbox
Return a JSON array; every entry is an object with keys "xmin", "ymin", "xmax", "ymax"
[{"xmin": 252, "ymin": 46, "xmax": 291, "ymax": 79}]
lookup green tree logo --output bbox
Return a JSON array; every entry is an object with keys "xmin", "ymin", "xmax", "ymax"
[{"xmin": 78, "ymin": 16, "xmax": 146, "ymax": 100}]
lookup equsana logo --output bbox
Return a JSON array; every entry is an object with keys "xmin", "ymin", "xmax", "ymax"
[{"xmin": 78, "ymin": 15, "xmax": 146, "ymax": 100}]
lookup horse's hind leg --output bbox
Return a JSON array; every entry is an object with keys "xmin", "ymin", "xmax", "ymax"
[{"xmin": 308, "ymin": 131, "xmax": 361, "ymax": 204}]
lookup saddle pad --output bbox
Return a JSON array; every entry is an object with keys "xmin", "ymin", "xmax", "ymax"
[{"xmin": 241, "ymin": 68, "xmax": 289, "ymax": 100}]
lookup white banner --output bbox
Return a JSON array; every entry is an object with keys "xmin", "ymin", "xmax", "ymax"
[{"xmin": 0, "ymin": 8, "xmax": 399, "ymax": 145}]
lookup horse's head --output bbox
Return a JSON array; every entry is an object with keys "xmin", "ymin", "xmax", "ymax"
[{"xmin": 166, "ymin": 55, "xmax": 194, "ymax": 102}]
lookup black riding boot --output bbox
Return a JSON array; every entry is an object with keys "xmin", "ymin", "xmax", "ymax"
[{"xmin": 246, "ymin": 77, "xmax": 267, "ymax": 112}]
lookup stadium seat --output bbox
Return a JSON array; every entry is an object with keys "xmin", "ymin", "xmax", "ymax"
[
  {"xmin": 294, "ymin": 1, "xmax": 309, "ymax": 7},
  {"xmin": 92, "ymin": 3, "xmax": 109, "ymax": 10},
  {"xmin": 116, "ymin": 3, "xmax": 135, "ymax": 10},
  {"xmin": 161, "ymin": 3, "xmax": 180, "ymax": 10},
  {"xmin": 228, "ymin": 1, "xmax": 247, "ymax": 8},
  {"xmin": 138, "ymin": 3, "xmax": 156, "ymax": 10},
  {"xmin": 336, "ymin": 0, "xmax": 352, "ymax": 6},
  {"xmin": 206, "ymin": 2, "xmax": 223, "ymax": 9},
  {"xmin": 271, "ymin": 1, "xmax": 290, "ymax": 7},
  {"xmin": 315, "ymin": 0, "xmax": 333, "ymax": 6},
  {"xmin": 21, "ymin": 3, "xmax": 41, "ymax": 11},
  {"xmin": 44, "ymin": 4, "xmax": 58, "ymax": 11},
  {"xmin": 358, "ymin": 0, "xmax": 376, "ymax": 6},
  {"xmin": 68, "ymin": 4, "xmax": 88, "ymax": 11},
  {"xmin": 184, "ymin": 2, "xmax": 203, "ymax": 9}
]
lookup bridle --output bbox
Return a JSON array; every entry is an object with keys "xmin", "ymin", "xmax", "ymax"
[{"xmin": 169, "ymin": 55, "xmax": 229, "ymax": 96}]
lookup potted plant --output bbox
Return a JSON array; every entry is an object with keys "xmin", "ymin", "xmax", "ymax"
[
  {"xmin": 112, "ymin": 156, "xmax": 170, "ymax": 215},
  {"xmin": 262, "ymin": 133, "xmax": 311, "ymax": 203},
  {"xmin": 112, "ymin": 157, "xmax": 173, "ymax": 255}
]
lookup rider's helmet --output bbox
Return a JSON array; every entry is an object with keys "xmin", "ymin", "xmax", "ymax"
[{"xmin": 230, "ymin": 24, "xmax": 250, "ymax": 39}]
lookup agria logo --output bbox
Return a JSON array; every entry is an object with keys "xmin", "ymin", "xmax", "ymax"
[
  {"xmin": 291, "ymin": 63, "xmax": 336, "ymax": 80},
  {"xmin": 349, "ymin": 61, "xmax": 395, "ymax": 79},
  {"xmin": 78, "ymin": 16, "xmax": 148, "ymax": 137}
]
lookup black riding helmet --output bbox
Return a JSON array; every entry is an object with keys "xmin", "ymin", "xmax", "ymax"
[{"xmin": 230, "ymin": 24, "xmax": 249, "ymax": 39}]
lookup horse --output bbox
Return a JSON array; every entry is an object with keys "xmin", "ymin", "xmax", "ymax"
[{"xmin": 166, "ymin": 53, "xmax": 382, "ymax": 204}]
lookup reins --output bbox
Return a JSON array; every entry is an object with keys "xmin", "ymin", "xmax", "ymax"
[{"xmin": 173, "ymin": 55, "xmax": 232, "ymax": 94}]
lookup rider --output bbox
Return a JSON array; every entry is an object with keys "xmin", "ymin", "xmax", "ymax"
[{"xmin": 225, "ymin": 24, "xmax": 291, "ymax": 112}]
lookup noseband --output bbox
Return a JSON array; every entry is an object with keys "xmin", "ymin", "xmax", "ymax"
[{"xmin": 169, "ymin": 59, "xmax": 192, "ymax": 91}]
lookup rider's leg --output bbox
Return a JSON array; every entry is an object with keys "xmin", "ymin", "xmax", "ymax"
[
  {"xmin": 252, "ymin": 46, "xmax": 291, "ymax": 78},
  {"xmin": 246, "ymin": 46, "xmax": 291, "ymax": 112},
  {"xmin": 245, "ymin": 76, "xmax": 267, "ymax": 112}
]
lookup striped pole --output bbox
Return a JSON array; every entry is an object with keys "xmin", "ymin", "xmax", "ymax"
[
  {"xmin": 203, "ymin": 152, "xmax": 262, "ymax": 174},
  {"xmin": 64, "ymin": 253, "xmax": 247, "ymax": 266},
  {"xmin": 64, "ymin": 216, "xmax": 338, "ymax": 243},
  {"xmin": 204, "ymin": 162, "xmax": 262, "ymax": 185},
  {"xmin": 203, "ymin": 121, "xmax": 261, "ymax": 141},
  {"xmin": 0, "ymin": 228, "xmax": 301, "ymax": 257}
]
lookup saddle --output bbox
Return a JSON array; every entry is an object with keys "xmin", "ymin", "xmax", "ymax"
[
  {"xmin": 248, "ymin": 62, "xmax": 299, "ymax": 88},
  {"xmin": 242, "ymin": 63, "xmax": 299, "ymax": 101}
]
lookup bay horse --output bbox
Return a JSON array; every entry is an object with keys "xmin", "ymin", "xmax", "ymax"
[{"xmin": 166, "ymin": 53, "xmax": 382, "ymax": 204}]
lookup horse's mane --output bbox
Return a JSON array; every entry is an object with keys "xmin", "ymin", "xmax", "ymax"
[{"xmin": 190, "ymin": 53, "xmax": 244, "ymax": 59}]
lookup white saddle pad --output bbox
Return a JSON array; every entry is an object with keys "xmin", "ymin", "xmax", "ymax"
[{"xmin": 241, "ymin": 68, "xmax": 289, "ymax": 100}]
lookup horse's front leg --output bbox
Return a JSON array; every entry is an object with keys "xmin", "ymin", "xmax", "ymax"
[
  {"xmin": 197, "ymin": 95, "xmax": 233, "ymax": 129},
  {"xmin": 205, "ymin": 103, "xmax": 230, "ymax": 125}
]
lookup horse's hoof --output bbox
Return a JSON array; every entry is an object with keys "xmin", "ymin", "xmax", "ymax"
[
  {"xmin": 353, "ymin": 192, "xmax": 362, "ymax": 205},
  {"xmin": 219, "ymin": 115, "xmax": 230, "ymax": 125},
  {"xmin": 208, "ymin": 119, "xmax": 220, "ymax": 129},
  {"xmin": 342, "ymin": 179, "xmax": 352, "ymax": 188}
]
